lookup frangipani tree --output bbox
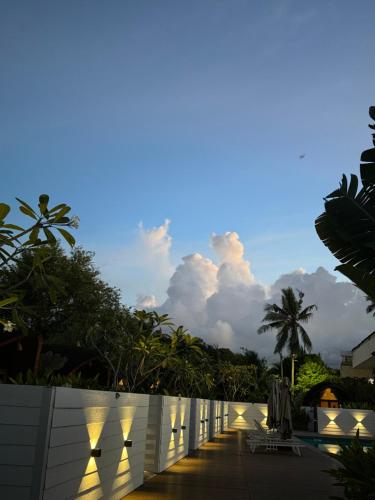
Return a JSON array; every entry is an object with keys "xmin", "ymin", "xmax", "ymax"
[{"xmin": 0, "ymin": 194, "xmax": 78, "ymax": 373}]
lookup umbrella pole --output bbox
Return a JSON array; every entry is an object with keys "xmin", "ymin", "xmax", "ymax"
[{"xmin": 279, "ymin": 352, "xmax": 284, "ymax": 378}]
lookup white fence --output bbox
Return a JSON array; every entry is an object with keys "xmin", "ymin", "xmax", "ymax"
[
  {"xmin": 209, "ymin": 400, "xmax": 223, "ymax": 439},
  {"xmin": 228, "ymin": 402, "xmax": 268, "ymax": 430},
  {"xmin": 44, "ymin": 388, "xmax": 149, "ymax": 500},
  {"xmin": 221, "ymin": 401, "xmax": 229, "ymax": 432},
  {"xmin": 0, "ymin": 385, "xmax": 149, "ymax": 500},
  {"xmin": 0, "ymin": 385, "xmax": 50, "ymax": 500},
  {"xmin": 145, "ymin": 395, "xmax": 191, "ymax": 473},
  {"xmin": 189, "ymin": 398, "xmax": 210, "ymax": 451},
  {"xmin": 317, "ymin": 407, "xmax": 375, "ymax": 438}
]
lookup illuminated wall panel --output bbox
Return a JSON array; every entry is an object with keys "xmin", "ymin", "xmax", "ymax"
[
  {"xmin": 317, "ymin": 408, "xmax": 375, "ymax": 438},
  {"xmin": 189, "ymin": 398, "xmax": 210, "ymax": 451},
  {"xmin": 144, "ymin": 395, "xmax": 191, "ymax": 473},
  {"xmin": 0, "ymin": 385, "xmax": 150, "ymax": 500},
  {"xmin": 44, "ymin": 388, "xmax": 149, "ymax": 500},
  {"xmin": 209, "ymin": 400, "xmax": 223, "ymax": 439},
  {"xmin": 221, "ymin": 401, "xmax": 229, "ymax": 432},
  {"xmin": 228, "ymin": 402, "xmax": 268, "ymax": 429}
]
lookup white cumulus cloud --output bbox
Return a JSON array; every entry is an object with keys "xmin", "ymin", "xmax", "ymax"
[
  {"xmin": 97, "ymin": 219, "xmax": 174, "ymax": 306},
  {"xmin": 154, "ymin": 230, "xmax": 374, "ymax": 367}
]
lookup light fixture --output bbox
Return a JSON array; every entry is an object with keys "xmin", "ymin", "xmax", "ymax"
[
  {"xmin": 172, "ymin": 428, "xmax": 178, "ymax": 433},
  {"xmin": 91, "ymin": 448, "xmax": 101, "ymax": 457},
  {"xmin": 181, "ymin": 425, "xmax": 186, "ymax": 430},
  {"xmin": 200, "ymin": 419, "xmax": 205, "ymax": 424},
  {"xmin": 124, "ymin": 440, "xmax": 133, "ymax": 447},
  {"xmin": 205, "ymin": 418, "xmax": 208, "ymax": 422}
]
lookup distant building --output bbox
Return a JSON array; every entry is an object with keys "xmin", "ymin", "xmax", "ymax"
[
  {"xmin": 302, "ymin": 381, "xmax": 346, "ymax": 408},
  {"xmin": 340, "ymin": 333, "xmax": 375, "ymax": 380}
]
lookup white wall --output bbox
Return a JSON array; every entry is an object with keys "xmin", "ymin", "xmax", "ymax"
[
  {"xmin": 228, "ymin": 402, "xmax": 268, "ymax": 430},
  {"xmin": 189, "ymin": 399, "xmax": 210, "ymax": 451},
  {"xmin": 209, "ymin": 400, "xmax": 223, "ymax": 439},
  {"xmin": 352, "ymin": 333, "xmax": 375, "ymax": 369},
  {"xmin": 0, "ymin": 385, "xmax": 52, "ymax": 500},
  {"xmin": 221, "ymin": 402, "xmax": 229, "ymax": 432},
  {"xmin": 0, "ymin": 385, "xmax": 150, "ymax": 500},
  {"xmin": 145, "ymin": 395, "xmax": 191, "ymax": 473},
  {"xmin": 317, "ymin": 407, "xmax": 375, "ymax": 438},
  {"xmin": 44, "ymin": 388, "xmax": 149, "ymax": 500}
]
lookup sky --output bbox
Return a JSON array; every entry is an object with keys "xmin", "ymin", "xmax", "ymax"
[{"xmin": 2, "ymin": 1, "xmax": 375, "ymax": 365}]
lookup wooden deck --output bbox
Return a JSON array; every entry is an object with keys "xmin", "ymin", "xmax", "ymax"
[{"xmin": 126, "ymin": 429, "xmax": 342, "ymax": 499}]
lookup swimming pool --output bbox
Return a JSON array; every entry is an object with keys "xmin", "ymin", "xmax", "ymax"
[{"xmin": 299, "ymin": 435, "xmax": 373, "ymax": 454}]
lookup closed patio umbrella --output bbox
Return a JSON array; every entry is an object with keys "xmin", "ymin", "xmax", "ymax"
[
  {"xmin": 279, "ymin": 377, "xmax": 293, "ymax": 440},
  {"xmin": 266, "ymin": 379, "xmax": 281, "ymax": 431}
]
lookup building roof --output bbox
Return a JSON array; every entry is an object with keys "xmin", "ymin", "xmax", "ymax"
[
  {"xmin": 302, "ymin": 381, "xmax": 348, "ymax": 405},
  {"xmin": 352, "ymin": 331, "xmax": 375, "ymax": 352}
]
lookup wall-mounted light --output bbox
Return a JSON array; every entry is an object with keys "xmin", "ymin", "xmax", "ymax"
[
  {"xmin": 91, "ymin": 448, "xmax": 102, "ymax": 458},
  {"xmin": 124, "ymin": 440, "xmax": 133, "ymax": 447},
  {"xmin": 181, "ymin": 425, "xmax": 186, "ymax": 430},
  {"xmin": 172, "ymin": 428, "xmax": 178, "ymax": 433},
  {"xmin": 200, "ymin": 419, "xmax": 205, "ymax": 424},
  {"xmin": 205, "ymin": 418, "xmax": 208, "ymax": 422}
]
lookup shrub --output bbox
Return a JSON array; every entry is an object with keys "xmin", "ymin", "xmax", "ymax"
[{"xmin": 324, "ymin": 431, "xmax": 375, "ymax": 499}]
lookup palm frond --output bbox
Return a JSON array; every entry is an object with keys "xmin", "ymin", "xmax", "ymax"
[
  {"xmin": 298, "ymin": 325, "xmax": 312, "ymax": 352},
  {"xmin": 274, "ymin": 327, "xmax": 289, "ymax": 354}
]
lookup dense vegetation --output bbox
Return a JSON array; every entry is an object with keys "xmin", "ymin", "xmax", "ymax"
[{"xmin": 0, "ymin": 241, "xmax": 272, "ymax": 400}]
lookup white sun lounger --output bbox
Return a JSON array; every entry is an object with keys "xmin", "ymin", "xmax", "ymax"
[
  {"xmin": 246, "ymin": 437, "xmax": 305, "ymax": 456},
  {"xmin": 247, "ymin": 420, "xmax": 305, "ymax": 456}
]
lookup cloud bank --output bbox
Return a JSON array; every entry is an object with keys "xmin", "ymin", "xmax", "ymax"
[{"xmin": 128, "ymin": 223, "xmax": 375, "ymax": 367}]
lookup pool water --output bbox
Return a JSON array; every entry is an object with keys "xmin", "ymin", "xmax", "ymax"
[{"xmin": 299, "ymin": 435, "xmax": 373, "ymax": 454}]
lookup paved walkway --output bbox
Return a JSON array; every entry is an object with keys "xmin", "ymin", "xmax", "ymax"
[{"xmin": 127, "ymin": 430, "xmax": 342, "ymax": 500}]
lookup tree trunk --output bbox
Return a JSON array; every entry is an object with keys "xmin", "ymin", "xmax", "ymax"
[
  {"xmin": 291, "ymin": 353, "xmax": 296, "ymax": 389},
  {"xmin": 0, "ymin": 335, "xmax": 23, "ymax": 349},
  {"xmin": 280, "ymin": 353, "xmax": 284, "ymax": 378},
  {"xmin": 33, "ymin": 335, "xmax": 43, "ymax": 376}
]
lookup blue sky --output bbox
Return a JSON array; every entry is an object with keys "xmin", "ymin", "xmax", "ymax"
[{"xmin": 2, "ymin": 0, "xmax": 375, "ymax": 306}]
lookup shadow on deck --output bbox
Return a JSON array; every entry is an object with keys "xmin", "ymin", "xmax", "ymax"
[{"xmin": 126, "ymin": 430, "xmax": 342, "ymax": 499}]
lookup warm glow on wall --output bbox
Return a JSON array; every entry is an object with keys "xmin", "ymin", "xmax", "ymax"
[
  {"xmin": 119, "ymin": 406, "xmax": 137, "ymax": 438},
  {"xmin": 84, "ymin": 407, "xmax": 110, "ymax": 448},
  {"xmin": 233, "ymin": 405, "xmax": 248, "ymax": 416},
  {"xmin": 325, "ymin": 410, "xmax": 340, "ymax": 422},
  {"xmin": 78, "ymin": 458, "xmax": 103, "ymax": 497}
]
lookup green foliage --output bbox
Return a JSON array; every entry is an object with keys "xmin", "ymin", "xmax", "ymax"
[
  {"xmin": 341, "ymin": 401, "xmax": 375, "ymax": 411},
  {"xmin": 258, "ymin": 287, "xmax": 316, "ymax": 356},
  {"xmin": 295, "ymin": 359, "xmax": 333, "ymax": 394},
  {"xmin": 315, "ymin": 106, "xmax": 375, "ymax": 300},
  {"xmin": 0, "ymin": 236, "xmax": 275, "ymax": 398},
  {"xmin": 0, "ymin": 194, "xmax": 78, "ymax": 327},
  {"xmin": 336, "ymin": 378, "xmax": 375, "ymax": 408},
  {"xmin": 0, "ymin": 244, "xmax": 121, "ymax": 344},
  {"xmin": 218, "ymin": 362, "xmax": 257, "ymax": 401},
  {"xmin": 324, "ymin": 431, "xmax": 375, "ymax": 500},
  {"xmin": 9, "ymin": 369, "xmax": 100, "ymax": 389}
]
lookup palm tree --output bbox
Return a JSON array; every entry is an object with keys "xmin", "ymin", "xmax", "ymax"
[
  {"xmin": 257, "ymin": 287, "xmax": 317, "ymax": 387},
  {"xmin": 315, "ymin": 106, "xmax": 375, "ymax": 301}
]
